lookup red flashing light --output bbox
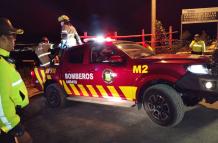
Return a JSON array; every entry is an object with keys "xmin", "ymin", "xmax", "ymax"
[
  {"xmin": 30, "ymin": 71, "xmax": 35, "ymax": 77},
  {"xmin": 84, "ymin": 36, "xmax": 115, "ymax": 43}
]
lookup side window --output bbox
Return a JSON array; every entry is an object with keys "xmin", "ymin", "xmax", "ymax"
[
  {"xmin": 68, "ymin": 47, "xmax": 84, "ymax": 63},
  {"xmin": 91, "ymin": 45, "xmax": 117, "ymax": 63}
]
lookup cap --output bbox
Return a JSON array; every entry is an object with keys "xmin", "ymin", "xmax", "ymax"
[
  {"xmin": 58, "ymin": 15, "xmax": 70, "ymax": 22},
  {"xmin": 0, "ymin": 17, "xmax": 24, "ymax": 35}
]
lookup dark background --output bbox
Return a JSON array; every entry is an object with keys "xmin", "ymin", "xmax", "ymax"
[{"xmin": 0, "ymin": 0, "xmax": 217, "ymax": 43}]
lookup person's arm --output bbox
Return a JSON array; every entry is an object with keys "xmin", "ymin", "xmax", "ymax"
[
  {"xmin": 68, "ymin": 24, "xmax": 83, "ymax": 45},
  {"xmin": 0, "ymin": 60, "xmax": 20, "ymax": 133},
  {"xmin": 9, "ymin": 71, "xmax": 29, "ymax": 109},
  {"xmin": 74, "ymin": 30, "xmax": 83, "ymax": 45},
  {"xmin": 189, "ymin": 40, "xmax": 195, "ymax": 48}
]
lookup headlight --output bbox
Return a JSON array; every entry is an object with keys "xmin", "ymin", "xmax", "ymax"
[{"xmin": 187, "ymin": 65, "xmax": 210, "ymax": 74}]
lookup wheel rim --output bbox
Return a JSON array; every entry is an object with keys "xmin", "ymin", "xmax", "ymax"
[
  {"xmin": 146, "ymin": 93, "xmax": 170, "ymax": 121},
  {"xmin": 47, "ymin": 88, "xmax": 60, "ymax": 107}
]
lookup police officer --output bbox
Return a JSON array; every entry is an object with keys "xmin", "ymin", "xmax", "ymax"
[
  {"xmin": 189, "ymin": 34, "xmax": 206, "ymax": 55},
  {"xmin": 0, "ymin": 18, "xmax": 31, "ymax": 143},
  {"xmin": 58, "ymin": 15, "xmax": 83, "ymax": 49}
]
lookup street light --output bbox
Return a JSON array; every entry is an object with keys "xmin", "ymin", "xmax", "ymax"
[{"xmin": 151, "ymin": 0, "xmax": 156, "ymax": 48}]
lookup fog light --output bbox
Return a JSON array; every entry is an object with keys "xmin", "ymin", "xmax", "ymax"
[{"xmin": 205, "ymin": 81, "xmax": 213, "ymax": 89}]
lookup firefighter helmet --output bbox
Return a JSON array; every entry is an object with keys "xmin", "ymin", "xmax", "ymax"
[
  {"xmin": 0, "ymin": 17, "xmax": 24, "ymax": 35},
  {"xmin": 58, "ymin": 15, "xmax": 70, "ymax": 22}
]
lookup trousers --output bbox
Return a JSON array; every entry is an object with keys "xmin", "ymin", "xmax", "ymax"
[{"xmin": 0, "ymin": 130, "xmax": 16, "ymax": 143}]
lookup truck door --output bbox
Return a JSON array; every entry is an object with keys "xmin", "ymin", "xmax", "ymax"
[
  {"xmin": 61, "ymin": 46, "xmax": 93, "ymax": 97},
  {"xmin": 87, "ymin": 43, "xmax": 137, "ymax": 101}
]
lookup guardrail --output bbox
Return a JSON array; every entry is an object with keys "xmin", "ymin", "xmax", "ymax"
[{"xmin": 81, "ymin": 27, "xmax": 178, "ymax": 49}]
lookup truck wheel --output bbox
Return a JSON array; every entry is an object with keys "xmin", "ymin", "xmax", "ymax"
[
  {"xmin": 143, "ymin": 84, "xmax": 184, "ymax": 127},
  {"xmin": 45, "ymin": 83, "xmax": 66, "ymax": 108}
]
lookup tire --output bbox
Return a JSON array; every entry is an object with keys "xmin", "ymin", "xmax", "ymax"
[
  {"xmin": 45, "ymin": 83, "xmax": 66, "ymax": 108},
  {"xmin": 142, "ymin": 84, "xmax": 184, "ymax": 127}
]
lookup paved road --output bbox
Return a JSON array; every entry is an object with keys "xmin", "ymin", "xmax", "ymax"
[{"xmin": 22, "ymin": 93, "xmax": 218, "ymax": 143}]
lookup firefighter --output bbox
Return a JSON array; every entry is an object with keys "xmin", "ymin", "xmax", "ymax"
[
  {"xmin": 0, "ymin": 18, "xmax": 32, "ymax": 143},
  {"xmin": 58, "ymin": 15, "xmax": 83, "ymax": 49},
  {"xmin": 35, "ymin": 36, "xmax": 53, "ymax": 67},
  {"xmin": 189, "ymin": 34, "xmax": 206, "ymax": 55}
]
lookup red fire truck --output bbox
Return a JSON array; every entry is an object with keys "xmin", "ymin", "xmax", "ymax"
[{"xmin": 32, "ymin": 38, "xmax": 218, "ymax": 127}]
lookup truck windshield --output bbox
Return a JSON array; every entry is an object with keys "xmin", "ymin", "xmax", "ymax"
[{"xmin": 116, "ymin": 43, "xmax": 155, "ymax": 59}]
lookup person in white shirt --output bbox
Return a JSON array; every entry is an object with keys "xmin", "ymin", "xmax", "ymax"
[{"xmin": 58, "ymin": 15, "xmax": 82, "ymax": 49}]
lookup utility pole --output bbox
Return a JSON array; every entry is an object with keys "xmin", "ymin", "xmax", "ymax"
[{"xmin": 151, "ymin": 0, "xmax": 156, "ymax": 48}]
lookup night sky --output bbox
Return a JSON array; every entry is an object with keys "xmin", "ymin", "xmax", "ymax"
[{"xmin": 0, "ymin": 0, "xmax": 218, "ymax": 43}]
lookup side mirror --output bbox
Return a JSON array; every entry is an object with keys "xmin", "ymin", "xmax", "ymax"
[{"xmin": 109, "ymin": 55, "xmax": 123, "ymax": 63}]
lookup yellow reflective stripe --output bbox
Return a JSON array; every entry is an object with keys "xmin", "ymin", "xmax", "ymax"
[
  {"xmin": 47, "ymin": 75, "xmax": 52, "ymax": 79},
  {"xmin": 86, "ymin": 85, "xmax": 98, "ymax": 97},
  {"xmin": 62, "ymin": 80, "xmax": 71, "ymax": 94},
  {"xmin": 59, "ymin": 83, "xmax": 137, "ymax": 101},
  {"xmin": 34, "ymin": 68, "xmax": 43, "ymax": 89},
  {"xmin": 59, "ymin": 80, "xmax": 63, "ymax": 85},
  {"xmin": 96, "ymin": 85, "xmax": 108, "ymax": 97},
  {"xmin": 69, "ymin": 84, "xmax": 80, "ymax": 96},
  {"xmin": 40, "ymin": 69, "xmax": 46, "ymax": 83},
  {"xmin": 77, "ymin": 84, "xmax": 89, "ymax": 96},
  {"xmin": 107, "ymin": 86, "xmax": 120, "ymax": 98},
  {"xmin": 45, "ymin": 69, "xmax": 49, "ymax": 73},
  {"xmin": 119, "ymin": 86, "xmax": 137, "ymax": 100}
]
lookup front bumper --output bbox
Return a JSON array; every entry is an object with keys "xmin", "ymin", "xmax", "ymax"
[{"xmin": 176, "ymin": 72, "xmax": 218, "ymax": 98}]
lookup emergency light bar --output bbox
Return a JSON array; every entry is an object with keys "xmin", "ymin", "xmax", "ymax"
[{"xmin": 83, "ymin": 36, "xmax": 115, "ymax": 43}]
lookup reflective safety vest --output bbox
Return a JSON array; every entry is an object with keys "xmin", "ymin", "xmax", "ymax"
[
  {"xmin": 35, "ymin": 43, "xmax": 52, "ymax": 67},
  {"xmin": 0, "ymin": 48, "xmax": 29, "ymax": 133},
  {"xmin": 189, "ymin": 40, "xmax": 206, "ymax": 53}
]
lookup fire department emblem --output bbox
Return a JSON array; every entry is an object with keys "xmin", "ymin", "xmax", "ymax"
[{"xmin": 102, "ymin": 69, "xmax": 116, "ymax": 84}]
